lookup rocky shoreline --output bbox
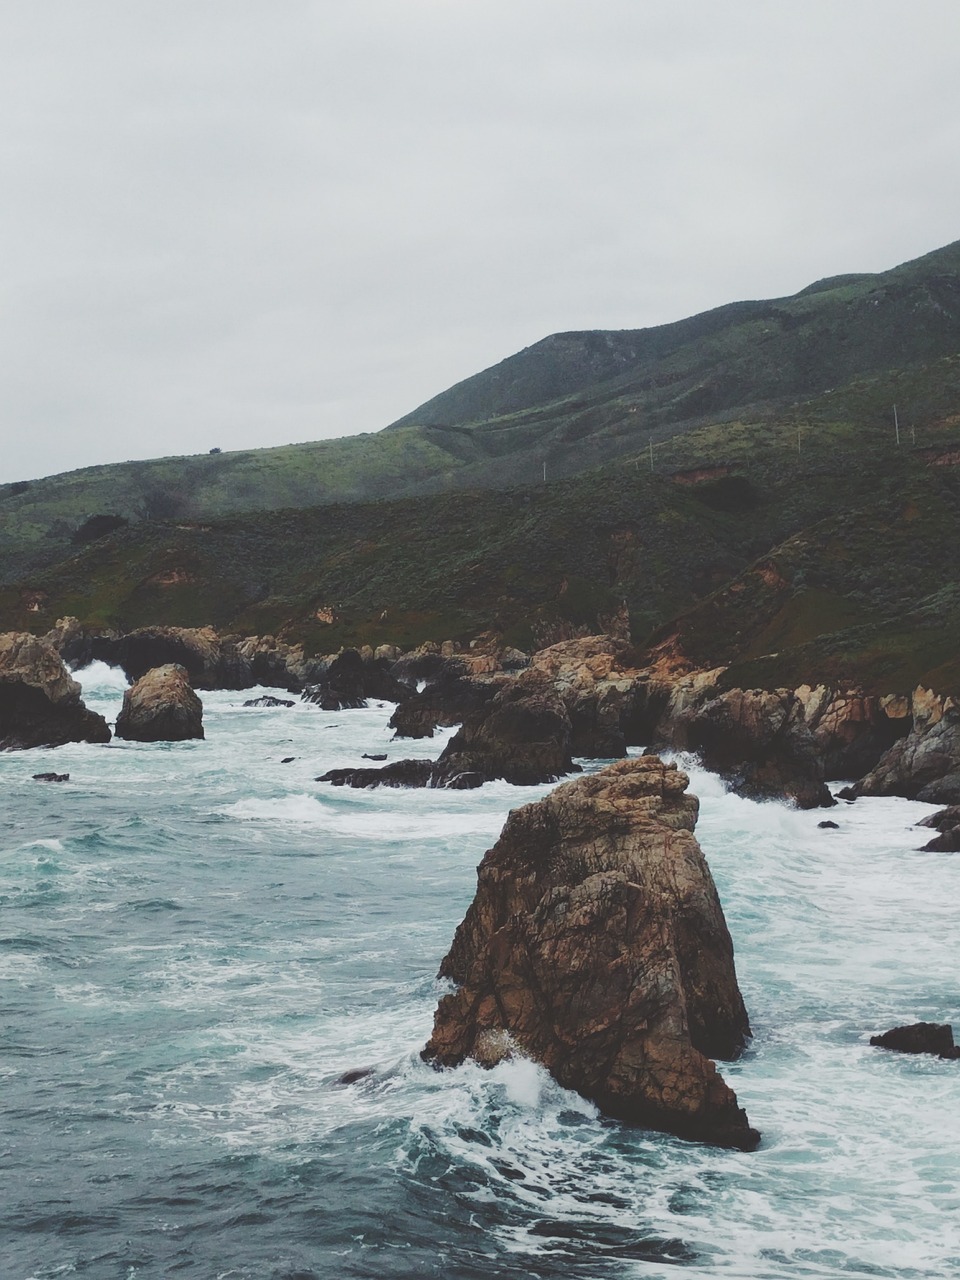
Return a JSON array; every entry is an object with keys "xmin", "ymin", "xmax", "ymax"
[{"xmin": 5, "ymin": 617, "xmax": 958, "ymax": 806}]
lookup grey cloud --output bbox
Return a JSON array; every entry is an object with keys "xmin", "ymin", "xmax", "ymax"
[{"xmin": 1, "ymin": 0, "xmax": 959, "ymax": 480}]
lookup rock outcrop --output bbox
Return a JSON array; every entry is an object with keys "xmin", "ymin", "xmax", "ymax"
[
  {"xmin": 0, "ymin": 632, "xmax": 111, "ymax": 750},
  {"xmin": 660, "ymin": 686, "xmax": 835, "ymax": 809},
  {"xmin": 320, "ymin": 675, "xmax": 577, "ymax": 790},
  {"xmin": 870, "ymin": 1022, "xmax": 960, "ymax": 1059},
  {"xmin": 318, "ymin": 759, "xmax": 483, "ymax": 790},
  {"xmin": 388, "ymin": 664, "xmax": 503, "ymax": 739},
  {"xmin": 436, "ymin": 672, "xmax": 575, "ymax": 785},
  {"xmin": 302, "ymin": 648, "xmax": 412, "ymax": 710},
  {"xmin": 423, "ymin": 757, "xmax": 759, "ymax": 1150},
  {"xmin": 916, "ymin": 806, "xmax": 960, "ymax": 851},
  {"xmin": 115, "ymin": 664, "xmax": 204, "ymax": 742},
  {"xmin": 852, "ymin": 690, "xmax": 960, "ymax": 801}
]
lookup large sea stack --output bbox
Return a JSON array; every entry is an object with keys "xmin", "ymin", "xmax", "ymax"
[
  {"xmin": 423, "ymin": 756, "xmax": 759, "ymax": 1150},
  {"xmin": 0, "ymin": 631, "xmax": 111, "ymax": 750},
  {"xmin": 115, "ymin": 664, "xmax": 204, "ymax": 742}
]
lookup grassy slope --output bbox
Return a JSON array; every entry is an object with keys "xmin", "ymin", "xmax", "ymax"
[
  {"xmin": 6, "ymin": 391, "xmax": 960, "ymax": 693},
  {"xmin": 4, "ymin": 240, "xmax": 959, "ymax": 586}
]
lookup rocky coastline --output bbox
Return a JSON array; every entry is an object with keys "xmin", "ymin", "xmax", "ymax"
[{"xmin": 12, "ymin": 617, "xmax": 957, "ymax": 808}]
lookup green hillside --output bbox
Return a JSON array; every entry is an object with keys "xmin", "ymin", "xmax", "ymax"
[
  {"xmin": 3, "ymin": 239, "xmax": 960, "ymax": 587},
  {"xmin": 6, "ymin": 387, "xmax": 960, "ymax": 693}
]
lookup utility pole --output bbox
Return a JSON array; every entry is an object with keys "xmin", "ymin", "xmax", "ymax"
[{"xmin": 894, "ymin": 404, "xmax": 901, "ymax": 446}]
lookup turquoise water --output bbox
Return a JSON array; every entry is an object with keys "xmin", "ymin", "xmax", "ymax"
[{"xmin": 2, "ymin": 662, "xmax": 959, "ymax": 1279}]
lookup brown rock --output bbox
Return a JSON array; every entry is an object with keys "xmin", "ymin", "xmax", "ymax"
[
  {"xmin": 854, "ymin": 689, "xmax": 960, "ymax": 801},
  {"xmin": 115, "ymin": 664, "xmax": 204, "ymax": 742},
  {"xmin": 0, "ymin": 632, "xmax": 111, "ymax": 750},
  {"xmin": 423, "ymin": 757, "xmax": 758, "ymax": 1150}
]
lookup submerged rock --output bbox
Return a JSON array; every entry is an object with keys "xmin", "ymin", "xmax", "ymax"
[
  {"xmin": 870, "ymin": 1023, "xmax": 960, "ymax": 1059},
  {"xmin": 244, "ymin": 695, "xmax": 294, "ymax": 708},
  {"xmin": 422, "ymin": 757, "xmax": 759, "ymax": 1150},
  {"xmin": 115, "ymin": 665, "xmax": 204, "ymax": 742},
  {"xmin": 33, "ymin": 771, "xmax": 69, "ymax": 782},
  {"xmin": 0, "ymin": 632, "xmax": 111, "ymax": 750}
]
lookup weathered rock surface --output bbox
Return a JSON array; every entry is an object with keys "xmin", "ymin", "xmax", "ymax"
[
  {"xmin": 794, "ymin": 685, "xmax": 908, "ymax": 781},
  {"xmin": 870, "ymin": 1022, "xmax": 960, "ymax": 1059},
  {"xmin": 0, "ymin": 632, "xmax": 111, "ymax": 750},
  {"xmin": 423, "ymin": 757, "xmax": 759, "ymax": 1149},
  {"xmin": 436, "ymin": 672, "xmax": 576, "ymax": 785},
  {"xmin": 661, "ymin": 687, "xmax": 835, "ymax": 809},
  {"xmin": 115, "ymin": 665, "xmax": 204, "ymax": 742},
  {"xmin": 853, "ymin": 690, "xmax": 960, "ymax": 800}
]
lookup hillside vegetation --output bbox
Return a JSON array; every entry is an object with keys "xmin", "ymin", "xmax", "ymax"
[
  {"xmin": 3, "ymin": 239, "xmax": 960, "ymax": 585},
  {"xmin": 3, "ymin": 239, "xmax": 960, "ymax": 692}
]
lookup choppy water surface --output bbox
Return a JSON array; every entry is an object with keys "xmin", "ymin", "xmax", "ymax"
[{"xmin": 2, "ymin": 662, "xmax": 959, "ymax": 1279}]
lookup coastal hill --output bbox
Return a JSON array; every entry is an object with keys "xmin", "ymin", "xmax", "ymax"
[
  {"xmin": 2, "ymin": 239, "xmax": 960, "ymax": 692},
  {"xmin": 3, "ymin": 239, "xmax": 959, "ymax": 583}
]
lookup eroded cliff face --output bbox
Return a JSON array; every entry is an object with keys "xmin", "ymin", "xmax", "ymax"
[{"xmin": 423, "ymin": 757, "xmax": 759, "ymax": 1150}]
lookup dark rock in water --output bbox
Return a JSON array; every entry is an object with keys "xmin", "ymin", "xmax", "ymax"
[
  {"xmin": 302, "ymin": 648, "xmax": 411, "ymax": 711},
  {"xmin": 116, "ymin": 665, "xmax": 204, "ymax": 742},
  {"xmin": 917, "ymin": 772, "xmax": 960, "ymax": 805},
  {"xmin": 917, "ymin": 806, "xmax": 960, "ymax": 829},
  {"xmin": 818, "ymin": 820, "xmax": 839, "ymax": 829},
  {"xmin": 244, "ymin": 695, "xmax": 294, "ymax": 708},
  {"xmin": 388, "ymin": 664, "xmax": 500, "ymax": 739},
  {"xmin": 280, "ymin": 757, "xmax": 295, "ymax": 764},
  {"xmin": 684, "ymin": 688, "xmax": 835, "ymax": 809},
  {"xmin": 317, "ymin": 760, "xmax": 483, "ymax": 790},
  {"xmin": 436, "ymin": 671, "xmax": 577, "ymax": 786},
  {"xmin": 362, "ymin": 753, "xmax": 387, "ymax": 761},
  {"xmin": 870, "ymin": 1022, "xmax": 960, "ymax": 1058},
  {"xmin": 325, "ymin": 672, "xmax": 577, "ymax": 789},
  {"xmin": 423, "ymin": 757, "xmax": 759, "ymax": 1150},
  {"xmin": 337, "ymin": 1067, "xmax": 375, "ymax": 1085},
  {"xmin": 835, "ymin": 786, "xmax": 858, "ymax": 801},
  {"xmin": 915, "ymin": 806, "xmax": 960, "ymax": 851},
  {"xmin": 0, "ymin": 632, "xmax": 111, "ymax": 750},
  {"xmin": 33, "ymin": 771, "xmax": 69, "ymax": 782}
]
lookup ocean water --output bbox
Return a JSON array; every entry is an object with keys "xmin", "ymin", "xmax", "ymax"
[{"xmin": 2, "ymin": 662, "xmax": 959, "ymax": 1280}]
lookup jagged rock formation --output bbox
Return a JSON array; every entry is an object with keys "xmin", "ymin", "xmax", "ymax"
[
  {"xmin": 656, "ymin": 686, "xmax": 835, "ymax": 809},
  {"xmin": 388, "ymin": 663, "xmax": 504, "ymax": 738},
  {"xmin": 302, "ymin": 647, "xmax": 412, "ymax": 710},
  {"xmin": 321, "ymin": 673, "xmax": 576, "ymax": 789},
  {"xmin": 115, "ymin": 664, "xmax": 204, "ymax": 742},
  {"xmin": 0, "ymin": 632, "xmax": 111, "ymax": 750},
  {"xmin": 870, "ymin": 1023, "xmax": 960, "ymax": 1059},
  {"xmin": 852, "ymin": 689, "xmax": 960, "ymax": 801},
  {"xmin": 916, "ymin": 806, "xmax": 960, "ymax": 851},
  {"xmin": 423, "ymin": 757, "xmax": 759, "ymax": 1150}
]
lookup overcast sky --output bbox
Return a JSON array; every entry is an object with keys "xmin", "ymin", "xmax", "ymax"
[{"xmin": 2, "ymin": 1, "xmax": 959, "ymax": 483}]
